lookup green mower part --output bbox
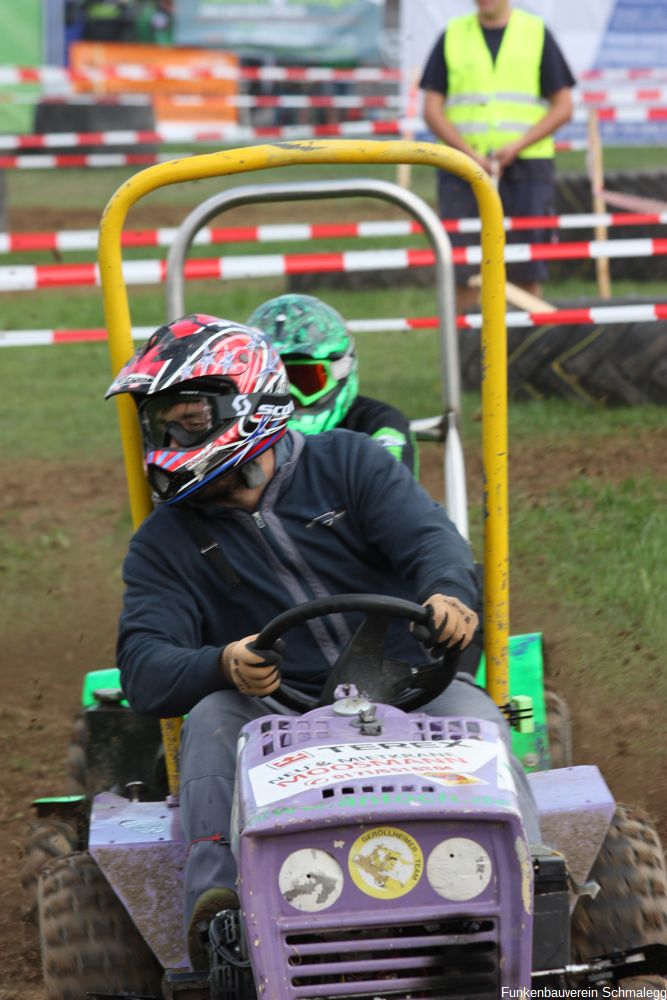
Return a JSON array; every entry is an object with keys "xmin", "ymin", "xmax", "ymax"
[
  {"xmin": 81, "ymin": 668, "xmax": 127, "ymax": 708},
  {"xmin": 475, "ymin": 632, "xmax": 550, "ymax": 772}
]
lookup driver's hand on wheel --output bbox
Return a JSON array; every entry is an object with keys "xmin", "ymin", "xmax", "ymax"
[
  {"xmin": 220, "ymin": 635, "xmax": 282, "ymax": 696},
  {"xmin": 422, "ymin": 594, "xmax": 479, "ymax": 650}
]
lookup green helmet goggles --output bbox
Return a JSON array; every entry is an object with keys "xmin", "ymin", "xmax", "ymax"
[{"xmin": 284, "ymin": 354, "xmax": 355, "ymax": 408}]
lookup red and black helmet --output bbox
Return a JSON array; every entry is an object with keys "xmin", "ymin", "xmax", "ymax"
[{"xmin": 105, "ymin": 314, "xmax": 293, "ymax": 504}]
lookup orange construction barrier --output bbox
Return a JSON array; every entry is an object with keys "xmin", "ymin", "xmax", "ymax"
[{"xmin": 69, "ymin": 42, "xmax": 239, "ymax": 124}]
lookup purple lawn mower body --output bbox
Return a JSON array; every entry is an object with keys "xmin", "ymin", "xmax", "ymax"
[{"xmin": 89, "ymin": 698, "xmax": 615, "ymax": 998}]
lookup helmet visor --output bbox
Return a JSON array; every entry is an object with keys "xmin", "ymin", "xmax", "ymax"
[
  {"xmin": 139, "ymin": 389, "xmax": 252, "ymax": 450},
  {"xmin": 284, "ymin": 360, "xmax": 335, "ymax": 407},
  {"xmin": 285, "ymin": 355, "xmax": 354, "ymax": 408}
]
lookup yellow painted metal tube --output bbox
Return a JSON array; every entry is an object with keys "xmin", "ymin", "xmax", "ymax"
[{"xmin": 98, "ymin": 140, "xmax": 509, "ymax": 783}]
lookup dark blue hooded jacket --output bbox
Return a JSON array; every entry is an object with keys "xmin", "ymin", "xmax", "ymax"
[{"xmin": 117, "ymin": 429, "xmax": 477, "ymax": 717}]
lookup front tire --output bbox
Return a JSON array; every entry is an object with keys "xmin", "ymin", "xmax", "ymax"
[
  {"xmin": 571, "ymin": 803, "xmax": 667, "ymax": 961},
  {"xmin": 38, "ymin": 852, "xmax": 163, "ymax": 1000}
]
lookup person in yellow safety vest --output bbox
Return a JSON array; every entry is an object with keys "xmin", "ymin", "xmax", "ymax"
[
  {"xmin": 420, "ymin": 0, "xmax": 575, "ymax": 314},
  {"xmin": 82, "ymin": 0, "xmax": 135, "ymax": 42}
]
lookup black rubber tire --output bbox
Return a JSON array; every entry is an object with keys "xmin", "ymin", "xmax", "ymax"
[
  {"xmin": 21, "ymin": 819, "xmax": 80, "ymax": 944},
  {"xmin": 459, "ymin": 299, "xmax": 667, "ymax": 405},
  {"xmin": 31, "ymin": 100, "xmax": 157, "ymax": 155},
  {"xmin": 571, "ymin": 803, "xmax": 667, "ymax": 961},
  {"xmin": 65, "ymin": 716, "xmax": 88, "ymax": 796},
  {"xmin": 544, "ymin": 688, "xmax": 573, "ymax": 769},
  {"xmin": 38, "ymin": 852, "xmax": 163, "ymax": 1000},
  {"xmin": 65, "ymin": 710, "xmax": 168, "ymax": 801},
  {"xmin": 554, "ymin": 168, "xmax": 667, "ymax": 283}
]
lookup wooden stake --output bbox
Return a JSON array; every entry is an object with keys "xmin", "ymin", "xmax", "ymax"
[
  {"xmin": 587, "ymin": 108, "xmax": 612, "ymax": 299},
  {"xmin": 468, "ymin": 274, "xmax": 557, "ymax": 312},
  {"xmin": 397, "ymin": 70, "xmax": 419, "ymax": 189}
]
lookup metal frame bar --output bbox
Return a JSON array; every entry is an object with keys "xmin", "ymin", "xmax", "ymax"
[{"xmin": 163, "ymin": 176, "xmax": 468, "ymax": 536}]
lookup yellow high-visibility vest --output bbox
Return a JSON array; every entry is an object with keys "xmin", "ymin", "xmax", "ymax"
[{"xmin": 444, "ymin": 10, "xmax": 554, "ymax": 159}]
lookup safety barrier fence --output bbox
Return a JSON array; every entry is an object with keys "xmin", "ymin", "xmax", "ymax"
[
  {"xmin": 0, "ymin": 65, "xmax": 403, "ymax": 85},
  {"xmin": 1, "ymin": 105, "xmax": 666, "ymax": 152},
  {"xmin": 3, "ymin": 63, "xmax": 667, "ymax": 87},
  {"xmin": 0, "ymin": 151, "xmax": 191, "ymax": 170},
  {"xmin": 4, "ymin": 88, "xmax": 667, "ymax": 109},
  {"xmin": 2, "ymin": 303, "xmax": 666, "ymax": 349},
  {"xmin": 0, "ymin": 121, "xmax": 415, "ymax": 149},
  {"xmin": 2, "ymin": 210, "xmax": 666, "ymax": 255},
  {"xmin": 0, "ymin": 137, "xmax": 593, "ymax": 170},
  {"xmin": 579, "ymin": 68, "xmax": 667, "ymax": 82},
  {"xmin": 2, "ymin": 92, "xmax": 404, "ymax": 110},
  {"xmin": 2, "ymin": 237, "xmax": 667, "ymax": 291}
]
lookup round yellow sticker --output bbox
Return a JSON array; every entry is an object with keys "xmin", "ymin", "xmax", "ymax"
[{"xmin": 348, "ymin": 826, "xmax": 423, "ymax": 899}]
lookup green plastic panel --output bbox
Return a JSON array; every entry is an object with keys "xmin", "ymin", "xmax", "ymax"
[
  {"xmin": 475, "ymin": 632, "xmax": 550, "ymax": 772},
  {"xmin": 81, "ymin": 667, "xmax": 125, "ymax": 708}
]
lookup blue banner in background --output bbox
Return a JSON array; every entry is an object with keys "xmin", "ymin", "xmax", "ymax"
[
  {"xmin": 173, "ymin": 0, "xmax": 385, "ymax": 66},
  {"xmin": 593, "ymin": 0, "xmax": 667, "ymax": 69}
]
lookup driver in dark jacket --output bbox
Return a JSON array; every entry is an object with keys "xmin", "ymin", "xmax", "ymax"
[{"xmin": 107, "ymin": 314, "xmax": 540, "ymax": 970}]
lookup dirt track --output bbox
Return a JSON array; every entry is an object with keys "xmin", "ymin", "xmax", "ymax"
[{"xmin": 1, "ymin": 430, "xmax": 666, "ymax": 997}]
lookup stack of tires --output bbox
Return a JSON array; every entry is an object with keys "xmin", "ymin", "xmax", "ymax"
[
  {"xmin": 459, "ymin": 296, "xmax": 667, "ymax": 405},
  {"xmin": 31, "ymin": 98, "xmax": 157, "ymax": 155}
]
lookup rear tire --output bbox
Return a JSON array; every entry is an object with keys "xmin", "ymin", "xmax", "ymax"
[
  {"xmin": 21, "ymin": 819, "xmax": 79, "ymax": 947},
  {"xmin": 544, "ymin": 688, "xmax": 573, "ymax": 769},
  {"xmin": 38, "ymin": 852, "xmax": 163, "ymax": 1000},
  {"xmin": 571, "ymin": 803, "xmax": 667, "ymax": 961},
  {"xmin": 65, "ymin": 716, "xmax": 88, "ymax": 795}
]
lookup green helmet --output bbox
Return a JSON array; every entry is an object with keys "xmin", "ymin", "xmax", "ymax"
[{"xmin": 248, "ymin": 294, "xmax": 358, "ymax": 434}]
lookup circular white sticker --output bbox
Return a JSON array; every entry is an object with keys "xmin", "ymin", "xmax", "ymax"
[
  {"xmin": 427, "ymin": 837, "xmax": 493, "ymax": 901},
  {"xmin": 279, "ymin": 849, "xmax": 344, "ymax": 912}
]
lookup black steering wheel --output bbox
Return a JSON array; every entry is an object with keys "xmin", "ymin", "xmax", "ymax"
[{"xmin": 254, "ymin": 594, "xmax": 460, "ymax": 713}]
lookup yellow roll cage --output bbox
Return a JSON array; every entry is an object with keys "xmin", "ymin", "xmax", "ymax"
[{"xmin": 98, "ymin": 140, "xmax": 508, "ymax": 794}]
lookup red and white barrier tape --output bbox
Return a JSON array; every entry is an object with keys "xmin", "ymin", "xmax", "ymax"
[
  {"xmin": 0, "ymin": 119, "xmax": 415, "ymax": 151},
  {"xmin": 4, "ymin": 63, "xmax": 667, "ymax": 87},
  {"xmin": 574, "ymin": 105, "xmax": 667, "ymax": 123},
  {"xmin": 2, "ymin": 237, "xmax": 667, "ymax": 291},
  {"xmin": 5, "ymin": 88, "xmax": 667, "ymax": 111},
  {"xmin": 3, "ymin": 210, "xmax": 667, "ymax": 256},
  {"xmin": 0, "ymin": 64, "xmax": 402, "ymax": 86},
  {"xmin": 579, "ymin": 68, "xmax": 667, "ymax": 82},
  {"xmin": 4, "ymin": 106, "xmax": 667, "ymax": 151},
  {"xmin": 0, "ymin": 141, "xmax": 589, "ymax": 169},
  {"xmin": 0, "ymin": 151, "xmax": 188, "ymax": 170},
  {"xmin": 2, "ymin": 303, "xmax": 667, "ymax": 349},
  {"xmin": 0, "ymin": 92, "xmax": 402, "ymax": 109},
  {"xmin": 578, "ymin": 87, "xmax": 667, "ymax": 105}
]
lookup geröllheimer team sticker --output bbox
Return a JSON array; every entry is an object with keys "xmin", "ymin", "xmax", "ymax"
[{"xmin": 348, "ymin": 826, "xmax": 423, "ymax": 899}]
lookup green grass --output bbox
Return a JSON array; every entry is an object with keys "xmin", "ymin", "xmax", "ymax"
[{"xmin": 510, "ymin": 474, "xmax": 667, "ymax": 700}]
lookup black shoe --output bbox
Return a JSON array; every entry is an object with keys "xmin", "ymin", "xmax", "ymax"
[{"xmin": 187, "ymin": 887, "xmax": 239, "ymax": 971}]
